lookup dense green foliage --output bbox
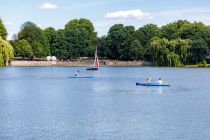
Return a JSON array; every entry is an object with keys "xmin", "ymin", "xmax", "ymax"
[
  {"xmin": 18, "ymin": 22, "xmax": 50, "ymax": 58},
  {"xmin": 63, "ymin": 18, "xmax": 96, "ymax": 58},
  {"xmin": 43, "ymin": 27, "xmax": 58, "ymax": 56},
  {"xmin": 0, "ymin": 19, "xmax": 7, "ymax": 40},
  {"xmin": 100, "ymin": 20, "xmax": 210, "ymax": 66},
  {"xmin": 150, "ymin": 37, "xmax": 191, "ymax": 66},
  {"xmin": 0, "ymin": 37, "xmax": 13, "ymax": 66},
  {"xmin": 10, "ymin": 39, "xmax": 33, "ymax": 58},
  {"xmin": 6, "ymin": 18, "xmax": 210, "ymax": 66}
]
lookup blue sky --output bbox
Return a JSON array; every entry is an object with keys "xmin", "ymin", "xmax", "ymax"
[{"xmin": 1, "ymin": 0, "xmax": 210, "ymax": 39}]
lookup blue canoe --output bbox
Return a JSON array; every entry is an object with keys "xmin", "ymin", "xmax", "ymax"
[
  {"xmin": 136, "ymin": 82, "xmax": 170, "ymax": 86},
  {"xmin": 68, "ymin": 76, "xmax": 94, "ymax": 78}
]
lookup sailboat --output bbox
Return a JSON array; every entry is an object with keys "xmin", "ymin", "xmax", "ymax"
[{"xmin": 86, "ymin": 46, "xmax": 99, "ymax": 70}]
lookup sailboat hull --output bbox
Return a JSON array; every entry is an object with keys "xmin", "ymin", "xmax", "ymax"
[{"xmin": 86, "ymin": 67, "xmax": 99, "ymax": 70}]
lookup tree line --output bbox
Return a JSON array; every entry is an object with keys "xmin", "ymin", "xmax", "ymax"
[
  {"xmin": 1, "ymin": 18, "xmax": 210, "ymax": 67},
  {"xmin": 10, "ymin": 18, "xmax": 97, "ymax": 60},
  {"xmin": 99, "ymin": 20, "xmax": 210, "ymax": 66}
]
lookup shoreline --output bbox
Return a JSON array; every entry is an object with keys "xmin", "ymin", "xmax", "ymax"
[
  {"xmin": 9, "ymin": 60, "xmax": 210, "ymax": 67},
  {"xmin": 11, "ymin": 60, "xmax": 151, "ymax": 67}
]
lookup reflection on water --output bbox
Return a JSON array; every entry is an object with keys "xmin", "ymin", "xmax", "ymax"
[{"xmin": 0, "ymin": 67, "xmax": 210, "ymax": 140}]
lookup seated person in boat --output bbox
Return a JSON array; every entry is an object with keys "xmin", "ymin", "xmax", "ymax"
[
  {"xmin": 156, "ymin": 78, "xmax": 163, "ymax": 84},
  {"xmin": 145, "ymin": 78, "xmax": 151, "ymax": 83}
]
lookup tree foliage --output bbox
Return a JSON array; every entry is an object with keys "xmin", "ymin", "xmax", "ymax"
[
  {"xmin": 44, "ymin": 27, "xmax": 58, "ymax": 56},
  {"xmin": 18, "ymin": 22, "xmax": 50, "ymax": 57},
  {"xmin": 149, "ymin": 37, "xmax": 191, "ymax": 66},
  {"xmin": 0, "ymin": 19, "xmax": 7, "ymax": 40},
  {"xmin": 63, "ymin": 18, "xmax": 96, "ymax": 58},
  {"xmin": 0, "ymin": 37, "xmax": 13, "ymax": 66},
  {"xmin": 11, "ymin": 39, "xmax": 33, "ymax": 58},
  {"xmin": 9, "ymin": 19, "xmax": 210, "ymax": 66}
]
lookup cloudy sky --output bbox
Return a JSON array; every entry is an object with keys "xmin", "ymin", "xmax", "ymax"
[{"xmin": 0, "ymin": 0, "xmax": 210, "ymax": 39}]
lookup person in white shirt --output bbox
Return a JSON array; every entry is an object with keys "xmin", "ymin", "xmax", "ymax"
[
  {"xmin": 145, "ymin": 78, "xmax": 151, "ymax": 83},
  {"xmin": 75, "ymin": 70, "xmax": 79, "ymax": 76},
  {"xmin": 157, "ymin": 78, "xmax": 163, "ymax": 84}
]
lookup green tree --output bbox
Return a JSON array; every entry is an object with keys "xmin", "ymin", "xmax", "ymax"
[
  {"xmin": 0, "ymin": 37, "xmax": 13, "ymax": 66},
  {"xmin": 11, "ymin": 39, "xmax": 33, "ymax": 58},
  {"xmin": 149, "ymin": 37, "xmax": 170, "ymax": 66},
  {"xmin": 106, "ymin": 24, "xmax": 137, "ymax": 60},
  {"xmin": 135, "ymin": 24, "xmax": 160, "ymax": 47},
  {"xmin": 190, "ymin": 39, "xmax": 209, "ymax": 64},
  {"xmin": 106, "ymin": 24, "xmax": 125, "ymax": 59},
  {"xmin": 31, "ymin": 41, "xmax": 44, "ymax": 58},
  {"xmin": 135, "ymin": 24, "xmax": 160, "ymax": 61},
  {"xmin": 130, "ymin": 39, "xmax": 145, "ymax": 60},
  {"xmin": 18, "ymin": 21, "xmax": 50, "ymax": 58},
  {"xmin": 161, "ymin": 20, "xmax": 190, "ymax": 40},
  {"xmin": 0, "ymin": 19, "xmax": 7, "ymax": 40},
  {"xmin": 64, "ymin": 18, "xmax": 96, "ymax": 58},
  {"xmin": 56, "ymin": 29, "xmax": 68, "ymax": 59},
  {"xmin": 172, "ymin": 39, "xmax": 191, "ymax": 65},
  {"xmin": 44, "ymin": 27, "xmax": 58, "ymax": 56}
]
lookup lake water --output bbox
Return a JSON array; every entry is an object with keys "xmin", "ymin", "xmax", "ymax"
[{"xmin": 0, "ymin": 67, "xmax": 210, "ymax": 140}]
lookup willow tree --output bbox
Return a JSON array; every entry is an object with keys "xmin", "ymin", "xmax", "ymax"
[
  {"xmin": 0, "ymin": 37, "xmax": 14, "ymax": 66},
  {"xmin": 149, "ymin": 37, "xmax": 170, "ymax": 66},
  {"xmin": 167, "ymin": 52, "xmax": 181, "ymax": 67},
  {"xmin": 149, "ymin": 37, "xmax": 190, "ymax": 66},
  {"xmin": 172, "ymin": 39, "xmax": 191, "ymax": 65}
]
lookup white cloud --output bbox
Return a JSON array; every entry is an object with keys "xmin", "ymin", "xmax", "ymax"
[
  {"xmin": 38, "ymin": 2, "xmax": 58, "ymax": 10},
  {"xmin": 105, "ymin": 9, "xmax": 151, "ymax": 20}
]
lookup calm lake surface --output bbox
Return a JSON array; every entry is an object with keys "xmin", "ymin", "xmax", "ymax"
[{"xmin": 0, "ymin": 67, "xmax": 210, "ymax": 140}]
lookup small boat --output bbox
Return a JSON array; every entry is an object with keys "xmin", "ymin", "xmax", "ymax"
[
  {"xmin": 136, "ymin": 82, "xmax": 170, "ymax": 86},
  {"xmin": 86, "ymin": 46, "xmax": 99, "ymax": 71},
  {"xmin": 68, "ymin": 76, "xmax": 94, "ymax": 78}
]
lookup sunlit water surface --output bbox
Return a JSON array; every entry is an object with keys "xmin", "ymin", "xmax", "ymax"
[{"xmin": 0, "ymin": 67, "xmax": 210, "ymax": 140}]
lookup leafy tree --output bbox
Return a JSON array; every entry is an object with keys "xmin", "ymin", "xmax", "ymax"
[
  {"xmin": 44, "ymin": 27, "xmax": 58, "ymax": 56},
  {"xmin": 56, "ymin": 29, "xmax": 68, "ymax": 59},
  {"xmin": 171, "ymin": 39, "xmax": 191, "ymax": 65},
  {"xmin": 0, "ymin": 37, "xmax": 13, "ymax": 66},
  {"xmin": 31, "ymin": 41, "xmax": 44, "ymax": 58},
  {"xmin": 64, "ymin": 18, "xmax": 96, "ymax": 58},
  {"xmin": 106, "ymin": 24, "xmax": 137, "ymax": 60},
  {"xmin": 149, "ymin": 37, "xmax": 170, "ymax": 66},
  {"xmin": 167, "ymin": 52, "xmax": 181, "ymax": 67},
  {"xmin": 18, "ymin": 22, "xmax": 50, "ymax": 57},
  {"xmin": 11, "ymin": 39, "xmax": 33, "ymax": 58},
  {"xmin": 135, "ymin": 24, "xmax": 160, "ymax": 46},
  {"xmin": 149, "ymin": 37, "xmax": 191, "ymax": 66},
  {"xmin": 130, "ymin": 39, "xmax": 145, "ymax": 60},
  {"xmin": 135, "ymin": 24, "xmax": 160, "ymax": 61},
  {"xmin": 161, "ymin": 20, "xmax": 190, "ymax": 40},
  {"xmin": 106, "ymin": 24, "xmax": 126, "ymax": 59},
  {"xmin": 190, "ymin": 39, "xmax": 209, "ymax": 64},
  {"xmin": 0, "ymin": 19, "xmax": 7, "ymax": 40}
]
